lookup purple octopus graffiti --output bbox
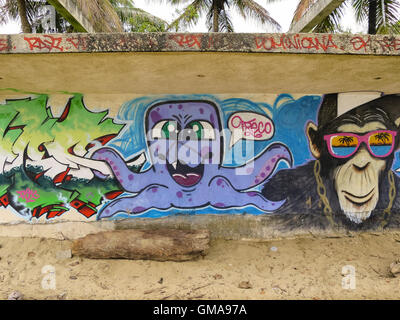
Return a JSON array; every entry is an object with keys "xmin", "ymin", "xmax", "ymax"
[{"xmin": 91, "ymin": 100, "xmax": 292, "ymax": 218}]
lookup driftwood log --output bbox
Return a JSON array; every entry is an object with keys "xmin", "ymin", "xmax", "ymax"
[{"xmin": 71, "ymin": 228, "xmax": 210, "ymax": 261}]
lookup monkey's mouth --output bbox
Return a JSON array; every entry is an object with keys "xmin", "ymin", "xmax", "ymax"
[
  {"xmin": 342, "ymin": 188, "xmax": 375, "ymax": 207},
  {"xmin": 167, "ymin": 161, "xmax": 204, "ymax": 187}
]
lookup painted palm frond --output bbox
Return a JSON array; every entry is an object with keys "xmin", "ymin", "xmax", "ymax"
[
  {"xmin": 374, "ymin": 132, "xmax": 391, "ymax": 144},
  {"xmin": 338, "ymin": 136, "xmax": 355, "ymax": 146}
]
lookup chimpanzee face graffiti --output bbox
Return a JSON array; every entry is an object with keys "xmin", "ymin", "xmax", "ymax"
[
  {"xmin": 307, "ymin": 106, "xmax": 400, "ymax": 225},
  {"xmin": 329, "ymin": 122, "xmax": 394, "ymax": 223},
  {"xmin": 146, "ymin": 101, "xmax": 222, "ymax": 188}
]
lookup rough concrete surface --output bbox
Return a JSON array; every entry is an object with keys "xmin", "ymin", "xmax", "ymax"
[{"xmin": 1, "ymin": 33, "xmax": 400, "ymax": 55}]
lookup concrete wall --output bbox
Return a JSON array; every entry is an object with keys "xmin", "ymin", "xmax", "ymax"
[{"xmin": 1, "ymin": 32, "xmax": 400, "ymax": 239}]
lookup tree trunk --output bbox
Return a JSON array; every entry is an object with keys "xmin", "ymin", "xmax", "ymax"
[
  {"xmin": 71, "ymin": 228, "xmax": 210, "ymax": 261},
  {"xmin": 16, "ymin": 0, "xmax": 32, "ymax": 33},
  {"xmin": 213, "ymin": 1, "xmax": 219, "ymax": 32},
  {"xmin": 368, "ymin": 0, "xmax": 377, "ymax": 34}
]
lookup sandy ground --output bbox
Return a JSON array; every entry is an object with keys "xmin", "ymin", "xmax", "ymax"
[{"xmin": 0, "ymin": 232, "xmax": 400, "ymax": 300}]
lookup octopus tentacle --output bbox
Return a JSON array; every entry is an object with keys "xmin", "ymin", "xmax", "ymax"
[
  {"xmin": 209, "ymin": 176, "xmax": 285, "ymax": 211},
  {"xmin": 91, "ymin": 147, "xmax": 159, "ymax": 193},
  {"xmin": 98, "ymin": 185, "xmax": 170, "ymax": 219},
  {"xmin": 217, "ymin": 143, "xmax": 292, "ymax": 190}
]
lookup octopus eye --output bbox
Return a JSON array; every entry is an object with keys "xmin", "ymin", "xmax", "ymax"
[
  {"xmin": 151, "ymin": 120, "xmax": 178, "ymax": 139},
  {"xmin": 187, "ymin": 121, "xmax": 215, "ymax": 140},
  {"xmin": 151, "ymin": 120, "xmax": 180, "ymax": 139},
  {"xmin": 151, "ymin": 120, "xmax": 167, "ymax": 139}
]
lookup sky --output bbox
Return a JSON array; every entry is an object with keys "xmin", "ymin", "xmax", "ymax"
[{"xmin": 0, "ymin": 0, "xmax": 366, "ymax": 34}]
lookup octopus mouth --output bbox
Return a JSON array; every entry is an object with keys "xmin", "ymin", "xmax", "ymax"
[{"xmin": 167, "ymin": 161, "xmax": 204, "ymax": 187}]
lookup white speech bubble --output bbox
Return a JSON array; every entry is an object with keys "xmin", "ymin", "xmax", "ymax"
[{"xmin": 228, "ymin": 112, "xmax": 274, "ymax": 148}]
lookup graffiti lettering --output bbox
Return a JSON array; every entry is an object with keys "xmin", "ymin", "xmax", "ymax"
[
  {"xmin": 375, "ymin": 38, "xmax": 400, "ymax": 52},
  {"xmin": 255, "ymin": 34, "xmax": 338, "ymax": 52},
  {"xmin": 230, "ymin": 115, "xmax": 273, "ymax": 139},
  {"xmin": 0, "ymin": 94, "xmax": 123, "ymax": 221},
  {"xmin": 66, "ymin": 36, "xmax": 87, "ymax": 51},
  {"xmin": 24, "ymin": 35, "xmax": 64, "ymax": 52},
  {"xmin": 169, "ymin": 34, "xmax": 201, "ymax": 49},
  {"xmin": 16, "ymin": 188, "xmax": 39, "ymax": 203},
  {"xmin": 350, "ymin": 36, "xmax": 400, "ymax": 53},
  {"xmin": 228, "ymin": 112, "xmax": 274, "ymax": 147},
  {"xmin": 0, "ymin": 38, "xmax": 9, "ymax": 51},
  {"xmin": 350, "ymin": 36, "xmax": 371, "ymax": 52},
  {"xmin": 2, "ymin": 34, "xmax": 399, "ymax": 56}
]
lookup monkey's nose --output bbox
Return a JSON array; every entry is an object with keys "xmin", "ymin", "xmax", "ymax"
[{"xmin": 351, "ymin": 145, "xmax": 372, "ymax": 171}]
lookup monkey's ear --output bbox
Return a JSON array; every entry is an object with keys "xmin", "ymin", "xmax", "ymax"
[
  {"xmin": 395, "ymin": 117, "xmax": 400, "ymax": 128},
  {"xmin": 306, "ymin": 122, "xmax": 320, "ymax": 159}
]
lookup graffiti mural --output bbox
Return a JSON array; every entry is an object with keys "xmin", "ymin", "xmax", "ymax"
[
  {"xmin": 1, "ymin": 91, "xmax": 400, "ymax": 230},
  {"xmin": 92, "ymin": 100, "xmax": 292, "ymax": 218},
  {"xmin": 263, "ymin": 92, "xmax": 400, "ymax": 230},
  {"xmin": 0, "ymin": 94, "xmax": 124, "ymax": 219}
]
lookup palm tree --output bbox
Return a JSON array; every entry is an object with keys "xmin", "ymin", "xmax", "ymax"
[
  {"xmin": 292, "ymin": 0, "xmax": 400, "ymax": 34},
  {"xmin": 1, "ymin": 0, "xmax": 76, "ymax": 32},
  {"xmin": 0, "ymin": 0, "xmax": 41, "ymax": 33},
  {"xmin": 338, "ymin": 136, "xmax": 355, "ymax": 146},
  {"xmin": 374, "ymin": 132, "xmax": 391, "ymax": 145},
  {"xmin": 0, "ymin": 0, "xmax": 168, "ymax": 33},
  {"xmin": 109, "ymin": 0, "xmax": 168, "ymax": 32},
  {"xmin": 16, "ymin": 0, "xmax": 31, "ymax": 32},
  {"xmin": 167, "ymin": 0, "xmax": 282, "ymax": 32}
]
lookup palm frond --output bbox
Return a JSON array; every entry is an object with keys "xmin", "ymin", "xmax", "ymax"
[
  {"xmin": 167, "ymin": 0, "xmax": 209, "ymax": 31},
  {"xmin": 0, "ymin": 0, "xmax": 17, "ymax": 25},
  {"xmin": 311, "ymin": 1, "xmax": 347, "ymax": 33},
  {"xmin": 351, "ymin": 0, "xmax": 400, "ymax": 34},
  {"xmin": 233, "ymin": 0, "xmax": 281, "ymax": 31},
  {"xmin": 218, "ymin": 7, "xmax": 234, "ymax": 32},
  {"xmin": 376, "ymin": 0, "xmax": 400, "ymax": 34},
  {"xmin": 351, "ymin": 0, "xmax": 369, "ymax": 24},
  {"xmin": 74, "ymin": 0, "xmax": 124, "ymax": 32},
  {"xmin": 112, "ymin": 5, "xmax": 168, "ymax": 31},
  {"xmin": 0, "ymin": 0, "xmax": 45, "ymax": 26},
  {"xmin": 110, "ymin": 0, "xmax": 169, "ymax": 32}
]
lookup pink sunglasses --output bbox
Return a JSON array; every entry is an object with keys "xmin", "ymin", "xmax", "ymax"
[{"xmin": 323, "ymin": 130, "xmax": 397, "ymax": 159}]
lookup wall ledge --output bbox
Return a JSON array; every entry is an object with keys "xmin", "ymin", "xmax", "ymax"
[{"xmin": 1, "ymin": 32, "xmax": 399, "ymax": 56}]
